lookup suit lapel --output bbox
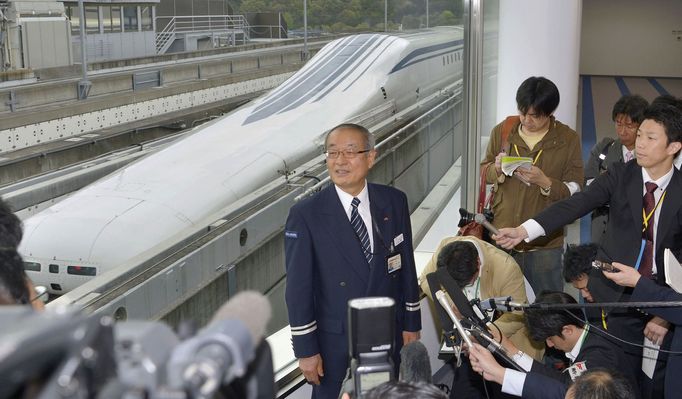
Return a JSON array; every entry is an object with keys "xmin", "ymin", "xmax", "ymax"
[
  {"xmin": 317, "ymin": 185, "xmax": 370, "ymax": 284},
  {"xmin": 366, "ymin": 185, "xmax": 392, "ymax": 294},
  {"xmin": 656, "ymin": 169, "xmax": 682, "ymax": 253},
  {"xmin": 627, "ymin": 165, "xmax": 644, "ymax": 234}
]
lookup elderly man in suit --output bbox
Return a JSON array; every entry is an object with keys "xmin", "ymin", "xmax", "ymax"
[
  {"xmin": 284, "ymin": 123, "xmax": 421, "ymax": 399},
  {"xmin": 495, "ymin": 103, "xmax": 682, "ymax": 399}
]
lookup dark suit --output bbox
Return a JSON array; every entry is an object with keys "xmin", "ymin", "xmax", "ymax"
[
  {"xmin": 631, "ymin": 277, "xmax": 682, "ymax": 399},
  {"xmin": 284, "ymin": 183, "xmax": 421, "ymax": 398},
  {"xmin": 521, "ymin": 328, "xmax": 639, "ymax": 398},
  {"xmin": 533, "ymin": 160, "xmax": 682, "ymax": 398}
]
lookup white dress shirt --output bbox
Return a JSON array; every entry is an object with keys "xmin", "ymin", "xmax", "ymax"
[{"xmin": 335, "ymin": 182, "xmax": 374, "ymax": 252}]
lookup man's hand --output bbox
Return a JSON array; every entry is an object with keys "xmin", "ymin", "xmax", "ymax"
[
  {"xmin": 403, "ymin": 330, "xmax": 421, "ymax": 345},
  {"xmin": 468, "ymin": 343, "xmax": 506, "ymax": 385},
  {"xmin": 602, "ymin": 262, "xmax": 641, "ymax": 287},
  {"xmin": 493, "ymin": 226, "xmax": 528, "ymax": 249},
  {"xmin": 645, "ymin": 316, "xmax": 670, "ymax": 346},
  {"xmin": 495, "ymin": 152, "xmax": 506, "ymax": 176},
  {"xmin": 299, "ymin": 354, "xmax": 324, "ymax": 385},
  {"xmin": 515, "ymin": 166, "xmax": 552, "ymax": 189}
]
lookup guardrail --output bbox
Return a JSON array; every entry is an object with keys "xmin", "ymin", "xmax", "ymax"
[{"xmin": 155, "ymin": 15, "xmax": 251, "ymax": 54}]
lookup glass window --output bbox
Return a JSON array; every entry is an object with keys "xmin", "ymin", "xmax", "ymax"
[
  {"xmin": 123, "ymin": 6, "xmax": 138, "ymax": 32},
  {"xmin": 66, "ymin": 5, "xmax": 80, "ymax": 35},
  {"xmin": 24, "ymin": 262, "xmax": 41, "ymax": 272},
  {"xmin": 102, "ymin": 6, "xmax": 112, "ymax": 32},
  {"xmin": 85, "ymin": 6, "xmax": 99, "ymax": 34},
  {"xmin": 140, "ymin": 6, "xmax": 152, "ymax": 31},
  {"xmin": 49, "ymin": 264, "xmax": 59, "ymax": 274},
  {"xmin": 67, "ymin": 265, "xmax": 97, "ymax": 276},
  {"xmin": 111, "ymin": 6, "xmax": 122, "ymax": 32}
]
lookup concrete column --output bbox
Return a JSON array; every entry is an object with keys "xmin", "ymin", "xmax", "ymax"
[{"xmin": 496, "ymin": 1, "xmax": 581, "ymax": 128}]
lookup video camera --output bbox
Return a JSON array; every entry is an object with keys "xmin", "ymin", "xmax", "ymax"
[
  {"xmin": 343, "ymin": 297, "xmax": 396, "ymax": 398},
  {"xmin": 0, "ymin": 291, "xmax": 275, "ymax": 399}
]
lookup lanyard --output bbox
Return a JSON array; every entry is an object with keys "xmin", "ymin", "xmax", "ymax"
[
  {"xmin": 642, "ymin": 190, "xmax": 667, "ymax": 232},
  {"xmin": 513, "ymin": 144, "xmax": 543, "ymax": 165},
  {"xmin": 601, "ymin": 308, "xmax": 608, "ymax": 330}
]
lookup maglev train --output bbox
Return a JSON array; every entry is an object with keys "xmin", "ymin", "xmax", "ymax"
[{"xmin": 20, "ymin": 27, "xmax": 463, "ymax": 294}]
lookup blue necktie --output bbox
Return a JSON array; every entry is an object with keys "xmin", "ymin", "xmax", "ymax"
[{"xmin": 351, "ymin": 197, "xmax": 373, "ymax": 265}]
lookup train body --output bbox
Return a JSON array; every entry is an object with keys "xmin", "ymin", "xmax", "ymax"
[{"xmin": 20, "ymin": 27, "xmax": 463, "ymax": 294}]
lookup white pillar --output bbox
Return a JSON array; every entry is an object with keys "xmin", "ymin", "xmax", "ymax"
[{"xmin": 496, "ymin": 1, "xmax": 582, "ymax": 129}]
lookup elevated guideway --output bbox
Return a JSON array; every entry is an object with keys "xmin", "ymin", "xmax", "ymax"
[
  {"xmin": 0, "ymin": 40, "xmax": 331, "ymax": 185},
  {"xmin": 41, "ymin": 81, "xmax": 465, "ymax": 396}
]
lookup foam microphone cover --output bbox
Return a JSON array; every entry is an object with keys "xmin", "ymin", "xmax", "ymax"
[
  {"xmin": 210, "ymin": 290, "xmax": 272, "ymax": 343},
  {"xmin": 399, "ymin": 341, "xmax": 432, "ymax": 384}
]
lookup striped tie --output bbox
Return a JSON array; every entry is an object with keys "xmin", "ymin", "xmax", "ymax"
[{"xmin": 351, "ymin": 197, "xmax": 373, "ymax": 265}]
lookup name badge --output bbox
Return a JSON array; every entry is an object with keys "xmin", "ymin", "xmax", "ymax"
[
  {"xmin": 393, "ymin": 233, "xmax": 404, "ymax": 247},
  {"xmin": 387, "ymin": 253, "xmax": 402, "ymax": 274}
]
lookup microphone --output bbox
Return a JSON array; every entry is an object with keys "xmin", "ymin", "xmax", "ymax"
[
  {"xmin": 470, "ymin": 330, "xmax": 525, "ymax": 372},
  {"xmin": 435, "ymin": 290, "xmax": 473, "ymax": 347},
  {"xmin": 166, "ymin": 291, "xmax": 272, "ymax": 399},
  {"xmin": 478, "ymin": 296, "xmax": 527, "ymax": 311},
  {"xmin": 474, "ymin": 213, "xmax": 500, "ymax": 236},
  {"xmin": 399, "ymin": 341, "xmax": 432, "ymax": 384}
]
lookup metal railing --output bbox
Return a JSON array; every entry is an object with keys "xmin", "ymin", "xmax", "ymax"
[{"xmin": 155, "ymin": 15, "xmax": 251, "ymax": 54}]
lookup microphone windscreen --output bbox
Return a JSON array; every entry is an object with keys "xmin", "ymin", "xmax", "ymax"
[
  {"xmin": 210, "ymin": 290, "xmax": 272, "ymax": 343},
  {"xmin": 473, "ymin": 213, "xmax": 487, "ymax": 224},
  {"xmin": 399, "ymin": 341, "xmax": 432, "ymax": 384}
]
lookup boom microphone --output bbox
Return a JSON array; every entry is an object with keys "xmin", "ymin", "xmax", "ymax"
[
  {"xmin": 166, "ymin": 291, "xmax": 272, "ymax": 399},
  {"xmin": 474, "ymin": 213, "xmax": 500, "ymax": 236},
  {"xmin": 435, "ymin": 290, "xmax": 473, "ymax": 347},
  {"xmin": 399, "ymin": 341, "xmax": 432, "ymax": 384},
  {"xmin": 478, "ymin": 296, "xmax": 527, "ymax": 311}
]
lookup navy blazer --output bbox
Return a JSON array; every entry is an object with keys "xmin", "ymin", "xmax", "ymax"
[
  {"xmin": 534, "ymin": 160, "xmax": 682, "ymax": 273},
  {"xmin": 632, "ymin": 277, "xmax": 682, "ymax": 399},
  {"xmin": 284, "ymin": 183, "xmax": 421, "ymax": 383}
]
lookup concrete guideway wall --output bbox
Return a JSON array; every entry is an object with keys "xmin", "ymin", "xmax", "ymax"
[{"xmin": 0, "ymin": 72, "xmax": 294, "ymax": 153}]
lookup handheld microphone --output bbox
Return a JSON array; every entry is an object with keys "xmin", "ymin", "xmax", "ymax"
[
  {"xmin": 471, "ymin": 330, "xmax": 525, "ymax": 372},
  {"xmin": 399, "ymin": 341, "xmax": 432, "ymax": 384},
  {"xmin": 474, "ymin": 213, "xmax": 500, "ymax": 236},
  {"xmin": 478, "ymin": 297, "xmax": 527, "ymax": 311},
  {"xmin": 166, "ymin": 291, "xmax": 272, "ymax": 399},
  {"xmin": 435, "ymin": 290, "xmax": 473, "ymax": 347}
]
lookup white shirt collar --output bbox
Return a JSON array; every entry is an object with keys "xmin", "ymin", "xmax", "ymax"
[
  {"xmin": 641, "ymin": 165, "xmax": 674, "ymax": 192},
  {"xmin": 566, "ymin": 326, "xmax": 589, "ymax": 363},
  {"xmin": 335, "ymin": 182, "xmax": 369, "ymax": 218}
]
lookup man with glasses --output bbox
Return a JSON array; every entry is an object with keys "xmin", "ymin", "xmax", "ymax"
[
  {"xmin": 284, "ymin": 123, "xmax": 421, "ymax": 399},
  {"xmin": 481, "ymin": 76, "xmax": 583, "ymax": 295},
  {"xmin": 584, "ymin": 95, "xmax": 649, "ymax": 244}
]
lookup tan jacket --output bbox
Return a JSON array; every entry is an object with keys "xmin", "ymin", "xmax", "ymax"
[
  {"xmin": 482, "ymin": 117, "xmax": 584, "ymax": 250},
  {"xmin": 419, "ymin": 236, "xmax": 544, "ymax": 360}
]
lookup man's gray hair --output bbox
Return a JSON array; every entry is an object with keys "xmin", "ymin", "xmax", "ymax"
[{"xmin": 325, "ymin": 123, "xmax": 375, "ymax": 150}]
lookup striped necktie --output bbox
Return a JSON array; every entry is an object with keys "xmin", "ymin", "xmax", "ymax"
[{"xmin": 351, "ymin": 197, "xmax": 373, "ymax": 265}]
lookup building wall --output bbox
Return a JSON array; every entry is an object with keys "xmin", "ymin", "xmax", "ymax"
[{"xmin": 581, "ymin": 0, "xmax": 682, "ymax": 77}]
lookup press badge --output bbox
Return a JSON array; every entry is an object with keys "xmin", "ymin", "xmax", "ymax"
[
  {"xmin": 387, "ymin": 253, "xmax": 402, "ymax": 274},
  {"xmin": 567, "ymin": 361, "xmax": 587, "ymax": 381}
]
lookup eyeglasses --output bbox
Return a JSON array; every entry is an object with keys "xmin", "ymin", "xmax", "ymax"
[{"xmin": 324, "ymin": 149, "xmax": 371, "ymax": 159}]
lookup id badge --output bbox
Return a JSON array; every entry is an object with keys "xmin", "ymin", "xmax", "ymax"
[{"xmin": 387, "ymin": 253, "xmax": 402, "ymax": 274}]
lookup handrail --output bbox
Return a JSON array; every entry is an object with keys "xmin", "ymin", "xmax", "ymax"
[{"xmin": 155, "ymin": 15, "xmax": 253, "ymax": 53}]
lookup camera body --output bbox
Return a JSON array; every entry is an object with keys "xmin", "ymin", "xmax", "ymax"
[{"xmin": 347, "ymin": 297, "xmax": 396, "ymax": 397}]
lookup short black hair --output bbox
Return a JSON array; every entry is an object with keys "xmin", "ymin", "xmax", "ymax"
[
  {"xmin": 364, "ymin": 381, "xmax": 447, "ymax": 399},
  {"xmin": 563, "ymin": 243, "xmax": 598, "ymax": 283},
  {"xmin": 0, "ymin": 249, "xmax": 31, "ymax": 305},
  {"xmin": 571, "ymin": 368, "xmax": 635, "ymax": 399},
  {"xmin": 516, "ymin": 76, "xmax": 560, "ymax": 117},
  {"xmin": 436, "ymin": 241, "xmax": 479, "ymax": 288},
  {"xmin": 325, "ymin": 123, "xmax": 375, "ymax": 150},
  {"xmin": 0, "ymin": 197, "xmax": 22, "ymax": 249},
  {"xmin": 651, "ymin": 94, "xmax": 682, "ymax": 111},
  {"xmin": 611, "ymin": 95, "xmax": 649, "ymax": 124},
  {"xmin": 525, "ymin": 291, "xmax": 585, "ymax": 342},
  {"xmin": 642, "ymin": 103, "xmax": 682, "ymax": 155}
]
